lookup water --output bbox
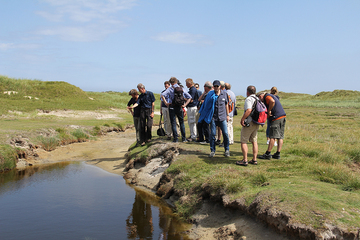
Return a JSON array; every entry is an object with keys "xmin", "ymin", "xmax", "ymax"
[{"xmin": 0, "ymin": 162, "xmax": 191, "ymax": 240}]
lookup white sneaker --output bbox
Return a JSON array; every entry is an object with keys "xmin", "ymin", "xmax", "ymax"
[
  {"xmin": 209, "ymin": 152, "xmax": 215, "ymax": 158},
  {"xmin": 224, "ymin": 150, "xmax": 230, "ymax": 157}
]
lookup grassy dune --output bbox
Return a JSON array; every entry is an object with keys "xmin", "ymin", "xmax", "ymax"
[{"xmin": 1, "ymin": 75, "xmax": 360, "ymax": 235}]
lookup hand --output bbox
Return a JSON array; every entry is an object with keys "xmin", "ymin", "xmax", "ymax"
[{"xmin": 241, "ymin": 119, "xmax": 245, "ymax": 127}]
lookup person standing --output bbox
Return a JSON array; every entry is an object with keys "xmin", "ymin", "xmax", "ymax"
[
  {"xmin": 127, "ymin": 89, "xmax": 141, "ymax": 145},
  {"xmin": 199, "ymin": 80, "xmax": 230, "ymax": 157},
  {"xmin": 225, "ymin": 83, "xmax": 236, "ymax": 145},
  {"xmin": 161, "ymin": 77, "xmax": 192, "ymax": 143},
  {"xmin": 257, "ymin": 91, "xmax": 286, "ymax": 159},
  {"xmin": 185, "ymin": 78, "xmax": 199, "ymax": 141},
  {"xmin": 236, "ymin": 85, "xmax": 260, "ymax": 166},
  {"xmin": 266, "ymin": 86, "xmax": 279, "ymax": 146},
  {"xmin": 197, "ymin": 81, "xmax": 212, "ymax": 144},
  {"xmin": 128, "ymin": 84, "xmax": 156, "ymax": 146},
  {"xmin": 160, "ymin": 81, "xmax": 172, "ymax": 140}
]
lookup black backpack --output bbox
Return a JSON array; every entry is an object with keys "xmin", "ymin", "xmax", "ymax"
[{"xmin": 173, "ymin": 86, "xmax": 185, "ymax": 106}]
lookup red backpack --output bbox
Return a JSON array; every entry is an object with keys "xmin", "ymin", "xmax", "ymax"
[{"xmin": 250, "ymin": 96, "xmax": 267, "ymax": 125}]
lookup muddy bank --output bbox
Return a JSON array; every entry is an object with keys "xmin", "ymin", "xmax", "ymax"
[{"xmin": 26, "ymin": 131, "xmax": 358, "ymax": 240}]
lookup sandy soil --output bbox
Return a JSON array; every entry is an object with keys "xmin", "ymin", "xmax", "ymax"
[{"xmin": 34, "ymin": 130, "xmax": 135, "ymax": 175}]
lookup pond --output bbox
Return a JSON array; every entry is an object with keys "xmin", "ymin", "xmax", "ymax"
[{"xmin": 0, "ymin": 161, "xmax": 191, "ymax": 240}]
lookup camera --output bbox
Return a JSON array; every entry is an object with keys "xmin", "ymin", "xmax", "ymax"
[{"xmin": 244, "ymin": 118, "xmax": 250, "ymax": 127}]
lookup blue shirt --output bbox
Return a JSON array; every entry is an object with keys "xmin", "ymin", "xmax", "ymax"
[
  {"xmin": 138, "ymin": 90, "xmax": 155, "ymax": 109},
  {"xmin": 187, "ymin": 86, "xmax": 199, "ymax": 108},
  {"xmin": 161, "ymin": 84, "xmax": 191, "ymax": 104},
  {"xmin": 160, "ymin": 89, "xmax": 168, "ymax": 108}
]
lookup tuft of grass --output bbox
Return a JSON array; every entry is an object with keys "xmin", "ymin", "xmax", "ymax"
[
  {"xmin": 113, "ymin": 122, "xmax": 124, "ymax": 130},
  {"xmin": 0, "ymin": 144, "xmax": 18, "ymax": 172},
  {"xmin": 71, "ymin": 129, "xmax": 89, "ymax": 141},
  {"xmin": 37, "ymin": 135, "xmax": 60, "ymax": 151},
  {"xmin": 346, "ymin": 149, "xmax": 360, "ymax": 163},
  {"xmin": 251, "ymin": 173, "xmax": 268, "ymax": 186},
  {"xmin": 91, "ymin": 126, "xmax": 101, "ymax": 136}
]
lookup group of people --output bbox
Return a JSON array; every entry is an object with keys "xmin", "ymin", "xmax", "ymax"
[{"xmin": 126, "ymin": 78, "xmax": 286, "ymax": 166}]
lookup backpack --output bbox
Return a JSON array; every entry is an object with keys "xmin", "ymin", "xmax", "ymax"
[
  {"xmin": 173, "ymin": 86, "xmax": 185, "ymax": 106},
  {"xmin": 250, "ymin": 96, "xmax": 267, "ymax": 125},
  {"xmin": 228, "ymin": 94, "xmax": 234, "ymax": 113}
]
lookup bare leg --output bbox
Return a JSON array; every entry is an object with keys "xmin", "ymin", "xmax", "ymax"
[
  {"xmin": 267, "ymin": 138, "xmax": 275, "ymax": 152},
  {"xmin": 277, "ymin": 139, "xmax": 283, "ymax": 152},
  {"xmin": 252, "ymin": 141, "xmax": 258, "ymax": 160},
  {"xmin": 241, "ymin": 143, "xmax": 248, "ymax": 161}
]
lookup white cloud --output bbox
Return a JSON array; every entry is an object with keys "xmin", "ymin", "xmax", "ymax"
[
  {"xmin": 0, "ymin": 43, "xmax": 40, "ymax": 51},
  {"xmin": 37, "ymin": 24, "xmax": 124, "ymax": 42},
  {"xmin": 37, "ymin": 0, "xmax": 137, "ymax": 22},
  {"xmin": 152, "ymin": 32, "xmax": 212, "ymax": 45},
  {"xmin": 35, "ymin": 0, "xmax": 137, "ymax": 41}
]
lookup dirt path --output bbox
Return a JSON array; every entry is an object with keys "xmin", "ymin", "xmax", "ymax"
[{"xmin": 35, "ymin": 130, "xmax": 135, "ymax": 175}]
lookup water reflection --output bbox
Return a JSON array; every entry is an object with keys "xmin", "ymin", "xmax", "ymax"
[
  {"xmin": 0, "ymin": 162, "xmax": 191, "ymax": 240},
  {"xmin": 126, "ymin": 189, "xmax": 190, "ymax": 240}
]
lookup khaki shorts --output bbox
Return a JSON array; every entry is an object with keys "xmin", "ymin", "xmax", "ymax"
[{"xmin": 241, "ymin": 121, "xmax": 259, "ymax": 143}]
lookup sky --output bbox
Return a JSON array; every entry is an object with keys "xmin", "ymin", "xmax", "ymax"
[{"xmin": 1, "ymin": 0, "xmax": 360, "ymax": 96}]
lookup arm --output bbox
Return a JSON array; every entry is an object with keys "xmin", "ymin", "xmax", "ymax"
[
  {"xmin": 150, "ymin": 101, "xmax": 155, "ymax": 118},
  {"xmin": 266, "ymin": 97, "xmax": 275, "ymax": 117},
  {"xmin": 183, "ymin": 98, "xmax": 191, "ymax": 108},
  {"xmin": 241, "ymin": 108, "xmax": 252, "ymax": 127},
  {"xmin": 127, "ymin": 103, "xmax": 139, "ymax": 109},
  {"xmin": 183, "ymin": 91, "xmax": 192, "ymax": 108},
  {"xmin": 226, "ymin": 102, "xmax": 230, "ymax": 122}
]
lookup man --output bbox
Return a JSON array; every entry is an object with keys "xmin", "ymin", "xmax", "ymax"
[
  {"xmin": 216, "ymin": 81, "xmax": 227, "ymax": 146},
  {"xmin": 199, "ymin": 80, "xmax": 230, "ymax": 157},
  {"xmin": 185, "ymin": 78, "xmax": 199, "ymax": 141},
  {"xmin": 161, "ymin": 77, "xmax": 192, "ymax": 143},
  {"xmin": 127, "ymin": 84, "xmax": 155, "ymax": 146},
  {"xmin": 197, "ymin": 81, "xmax": 212, "ymax": 144},
  {"xmin": 236, "ymin": 85, "xmax": 260, "ymax": 166},
  {"xmin": 160, "ymin": 81, "xmax": 172, "ymax": 140},
  {"xmin": 127, "ymin": 89, "xmax": 141, "ymax": 145},
  {"xmin": 257, "ymin": 91, "xmax": 286, "ymax": 159},
  {"xmin": 225, "ymin": 83, "xmax": 236, "ymax": 145}
]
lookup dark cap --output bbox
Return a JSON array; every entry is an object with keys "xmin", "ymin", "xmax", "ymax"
[{"xmin": 213, "ymin": 80, "xmax": 221, "ymax": 87}]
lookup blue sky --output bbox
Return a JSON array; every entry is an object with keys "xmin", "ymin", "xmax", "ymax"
[{"xmin": 1, "ymin": 0, "xmax": 359, "ymax": 96}]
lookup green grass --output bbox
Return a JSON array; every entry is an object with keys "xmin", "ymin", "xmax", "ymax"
[
  {"xmin": 145, "ymin": 96, "xmax": 360, "ymax": 231},
  {"xmin": 0, "ymin": 144, "xmax": 17, "ymax": 172},
  {"xmin": 1, "ymin": 75, "xmax": 360, "ymax": 233}
]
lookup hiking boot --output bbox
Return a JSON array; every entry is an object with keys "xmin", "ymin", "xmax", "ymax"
[
  {"xmin": 272, "ymin": 152, "xmax": 281, "ymax": 159},
  {"xmin": 224, "ymin": 150, "xmax": 230, "ymax": 157},
  {"xmin": 209, "ymin": 152, "xmax": 215, "ymax": 158},
  {"xmin": 258, "ymin": 152, "xmax": 272, "ymax": 160}
]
